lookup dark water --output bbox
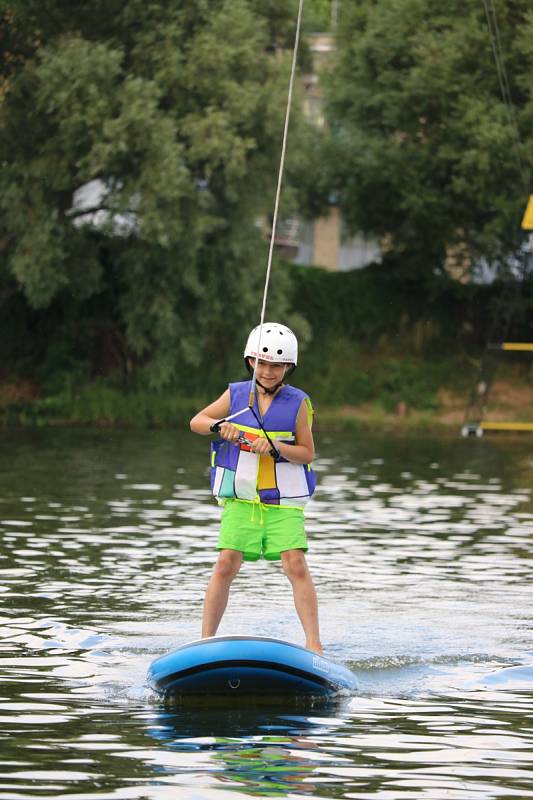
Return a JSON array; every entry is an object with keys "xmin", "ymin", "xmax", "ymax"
[{"xmin": 1, "ymin": 428, "xmax": 532, "ymax": 799}]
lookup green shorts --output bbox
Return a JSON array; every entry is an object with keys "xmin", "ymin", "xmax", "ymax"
[{"xmin": 218, "ymin": 499, "xmax": 308, "ymax": 562}]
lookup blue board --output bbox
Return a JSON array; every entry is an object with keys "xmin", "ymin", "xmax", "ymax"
[{"xmin": 148, "ymin": 635, "xmax": 358, "ymax": 702}]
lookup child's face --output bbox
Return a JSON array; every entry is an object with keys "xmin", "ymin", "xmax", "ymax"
[{"xmin": 248, "ymin": 357, "xmax": 289, "ymax": 388}]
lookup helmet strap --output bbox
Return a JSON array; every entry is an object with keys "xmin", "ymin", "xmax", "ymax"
[{"xmin": 256, "ymin": 378, "xmax": 283, "ymax": 395}]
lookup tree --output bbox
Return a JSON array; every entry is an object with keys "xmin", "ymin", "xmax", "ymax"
[
  {"xmin": 0, "ymin": 0, "xmax": 308, "ymax": 389},
  {"xmin": 304, "ymin": 0, "xmax": 333, "ymax": 31},
  {"xmin": 323, "ymin": 0, "xmax": 533, "ymax": 275}
]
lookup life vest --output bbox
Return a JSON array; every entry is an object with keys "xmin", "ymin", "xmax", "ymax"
[{"xmin": 210, "ymin": 381, "xmax": 316, "ymax": 508}]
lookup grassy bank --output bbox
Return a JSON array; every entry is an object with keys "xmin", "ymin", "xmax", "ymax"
[
  {"xmin": 1, "ymin": 364, "xmax": 530, "ymax": 433},
  {"xmin": 0, "ymin": 381, "xmax": 204, "ymax": 429}
]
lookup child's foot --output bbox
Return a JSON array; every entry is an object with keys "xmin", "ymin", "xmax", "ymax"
[{"xmin": 306, "ymin": 641, "xmax": 324, "ymax": 655}]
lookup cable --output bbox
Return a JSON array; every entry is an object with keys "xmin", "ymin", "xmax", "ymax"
[{"xmin": 249, "ymin": 0, "xmax": 305, "ymax": 411}]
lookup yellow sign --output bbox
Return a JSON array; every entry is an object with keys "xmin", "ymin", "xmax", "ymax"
[{"xmin": 522, "ymin": 194, "xmax": 533, "ymax": 230}]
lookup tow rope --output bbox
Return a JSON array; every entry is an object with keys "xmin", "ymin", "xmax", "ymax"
[{"xmin": 211, "ymin": 0, "xmax": 305, "ymax": 457}]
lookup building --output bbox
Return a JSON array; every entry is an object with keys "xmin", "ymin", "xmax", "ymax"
[{"xmin": 272, "ymin": 32, "xmax": 381, "ymax": 272}]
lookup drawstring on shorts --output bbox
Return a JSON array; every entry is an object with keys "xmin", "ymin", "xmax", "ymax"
[{"xmin": 249, "ymin": 500, "xmax": 271, "ymax": 526}]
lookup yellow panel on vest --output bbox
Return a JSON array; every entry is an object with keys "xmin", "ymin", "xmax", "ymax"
[
  {"xmin": 522, "ymin": 195, "xmax": 533, "ymax": 230},
  {"xmin": 234, "ymin": 422, "xmax": 293, "ymax": 439},
  {"xmin": 258, "ymin": 454, "xmax": 277, "ymax": 489},
  {"xmin": 304, "ymin": 396, "xmax": 314, "ymax": 429}
]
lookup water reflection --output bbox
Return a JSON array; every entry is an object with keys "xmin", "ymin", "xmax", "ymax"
[
  {"xmin": 144, "ymin": 708, "xmax": 336, "ymax": 796},
  {"xmin": 136, "ymin": 695, "xmax": 533, "ymax": 799},
  {"xmin": 0, "ymin": 428, "xmax": 532, "ymax": 798}
]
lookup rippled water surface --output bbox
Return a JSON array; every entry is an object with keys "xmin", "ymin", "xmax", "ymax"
[{"xmin": 1, "ymin": 428, "xmax": 532, "ymax": 799}]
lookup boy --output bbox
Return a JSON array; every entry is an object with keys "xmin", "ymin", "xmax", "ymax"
[{"xmin": 190, "ymin": 322, "xmax": 322, "ymax": 654}]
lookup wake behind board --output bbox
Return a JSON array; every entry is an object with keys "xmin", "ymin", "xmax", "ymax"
[{"xmin": 148, "ymin": 635, "xmax": 358, "ymax": 703}]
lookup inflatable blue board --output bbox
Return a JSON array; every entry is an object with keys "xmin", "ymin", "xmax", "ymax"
[{"xmin": 148, "ymin": 635, "xmax": 358, "ymax": 702}]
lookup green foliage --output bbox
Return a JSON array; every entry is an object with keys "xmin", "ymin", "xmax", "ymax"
[
  {"xmin": 372, "ymin": 358, "xmax": 440, "ymax": 412},
  {"xmin": 296, "ymin": 335, "xmax": 451, "ymax": 413},
  {"xmin": 2, "ymin": 0, "xmax": 532, "ymax": 415},
  {"xmin": 288, "ymin": 258, "xmax": 481, "ymax": 353},
  {"xmin": 288, "ymin": 260, "xmax": 532, "ymax": 409},
  {"xmin": 0, "ymin": 0, "xmax": 308, "ymax": 388},
  {"xmin": 323, "ymin": 0, "xmax": 533, "ymax": 272},
  {"xmin": 2, "ymin": 382, "xmax": 203, "ymax": 428},
  {"xmin": 3, "ymin": 260, "xmax": 532, "ymax": 426},
  {"xmin": 304, "ymin": 0, "xmax": 333, "ymax": 31}
]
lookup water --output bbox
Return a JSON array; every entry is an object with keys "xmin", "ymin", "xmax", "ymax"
[{"xmin": 1, "ymin": 428, "xmax": 532, "ymax": 799}]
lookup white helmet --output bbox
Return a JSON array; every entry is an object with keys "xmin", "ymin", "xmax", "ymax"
[{"xmin": 244, "ymin": 322, "xmax": 298, "ymax": 365}]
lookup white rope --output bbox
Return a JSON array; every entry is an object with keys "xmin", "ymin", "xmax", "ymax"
[{"xmin": 249, "ymin": 0, "xmax": 305, "ymax": 405}]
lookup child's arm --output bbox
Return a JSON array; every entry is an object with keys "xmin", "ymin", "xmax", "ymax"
[
  {"xmin": 190, "ymin": 390, "xmax": 241, "ymax": 442},
  {"xmin": 250, "ymin": 399, "xmax": 315, "ymax": 464}
]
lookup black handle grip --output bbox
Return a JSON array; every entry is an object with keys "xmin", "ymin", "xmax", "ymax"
[
  {"xmin": 269, "ymin": 446, "xmax": 280, "ymax": 459},
  {"xmin": 210, "ymin": 422, "xmax": 221, "ymax": 433}
]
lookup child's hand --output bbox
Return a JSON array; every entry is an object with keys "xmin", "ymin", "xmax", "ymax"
[
  {"xmin": 218, "ymin": 422, "xmax": 241, "ymax": 442},
  {"xmin": 250, "ymin": 437, "xmax": 274, "ymax": 456}
]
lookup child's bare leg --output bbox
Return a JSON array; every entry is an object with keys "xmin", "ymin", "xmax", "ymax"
[
  {"xmin": 281, "ymin": 549, "xmax": 323, "ymax": 654},
  {"xmin": 202, "ymin": 549, "xmax": 243, "ymax": 638}
]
